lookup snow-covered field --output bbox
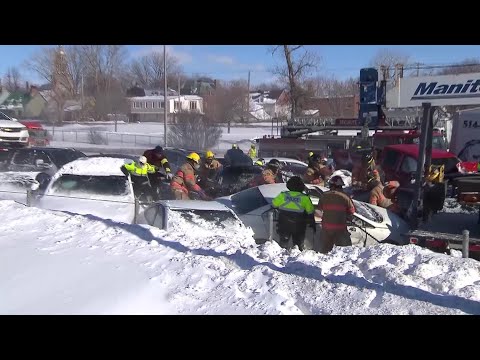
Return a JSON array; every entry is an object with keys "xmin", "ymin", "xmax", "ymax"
[
  {"xmin": 47, "ymin": 122, "xmax": 276, "ymax": 153},
  {"xmin": 1, "ymin": 199, "xmax": 480, "ymax": 315}
]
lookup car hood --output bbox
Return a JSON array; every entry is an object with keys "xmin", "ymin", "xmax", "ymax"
[
  {"xmin": 158, "ymin": 200, "xmax": 233, "ymax": 212},
  {"xmin": 0, "ymin": 120, "xmax": 26, "ymax": 128}
]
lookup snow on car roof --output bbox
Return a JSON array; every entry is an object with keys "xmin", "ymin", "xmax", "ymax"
[{"xmin": 54, "ymin": 156, "xmax": 133, "ymax": 178}]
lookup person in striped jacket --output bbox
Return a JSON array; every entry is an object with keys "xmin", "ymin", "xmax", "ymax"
[{"xmin": 314, "ymin": 175, "xmax": 356, "ymax": 254}]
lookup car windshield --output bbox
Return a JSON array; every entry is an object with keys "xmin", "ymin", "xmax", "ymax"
[
  {"xmin": 353, "ymin": 200, "xmax": 383, "ymax": 223},
  {"xmin": 0, "ymin": 112, "xmax": 11, "ymax": 120},
  {"xmin": 173, "ymin": 209, "xmax": 240, "ymax": 228},
  {"xmin": 29, "ymin": 129, "xmax": 48, "ymax": 138},
  {"xmin": 47, "ymin": 149, "xmax": 85, "ymax": 167},
  {"xmin": 230, "ymin": 187, "xmax": 268, "ymax": 214},
  {"xmin": 50, "ymin": 174, "xmax": 130, "ymax": 197}
]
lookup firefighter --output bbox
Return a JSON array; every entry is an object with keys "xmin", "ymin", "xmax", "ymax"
[
  {"xmin": 224, "ymin": 144, "xmax": 250, "ymax": 166},
  {"xmin": 248, "ymin": 144, "xmax": 257, "ymax": 159},
  {"xmin": 121, "ymin": 156, "xmax": 158, "ymax": 199},
  {"xmin": 352, "ymin": 152, "xmax": 378, "ymax": 189},
  {"xmin": 367, "ymin": 172, "xmax": 392, "ymax": 208},
  {"xmin": 249, "ymin": 159, "xmax": 282, "ymax": 187},
  {"xmin": 383, "ymin": 180, "xmax": 402, "ymax": 215},
  {"xmin": 170, "ymin": 152, "xmax": 210, "ymax": 200},
  {"xmin": 272, "ymin": 176, "xmax": 315, "ymax": 251},
  {"xmin": 200, "ymin": 150, "xmax": 223, "ymax": 181},
  {"xmin": 304, "ymin": 155, "xmax": 332, "ymax": 186},
  {"xmin": 314, "ymin": 175, "xmax": 356, "ymax": 254},
  {"xmin": 143, "ymin": 146, "xmax": 173, "ymax": 180}
]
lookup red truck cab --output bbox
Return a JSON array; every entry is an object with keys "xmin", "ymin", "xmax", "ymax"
[
  {"xmin": 19, "ymin": 120, "xmax": 50, "ymax": 147},
  {"xmin": 380, "ymin": 144, "xmax": 459, "ymax": 187}
]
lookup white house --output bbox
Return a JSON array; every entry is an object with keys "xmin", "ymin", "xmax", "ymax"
[
  {"xmin": 127, "ymin": 95, "xmax": 204, "ymax": 122},
  {"xmin": 249, "ymin": 89, "xmax": 290, "ymax": 119}
]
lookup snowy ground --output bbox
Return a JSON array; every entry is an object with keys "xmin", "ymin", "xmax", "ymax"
[
  {"xmin": 46, "ymin": 122, "xmax": 276, "ymax": 154},
  {"xmin": 1, "ymin": 199, "xmax": 480, "ymax": 315}
]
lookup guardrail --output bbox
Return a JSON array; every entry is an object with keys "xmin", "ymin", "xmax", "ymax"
[
  {"xmin": 405, "ymin": 229, "xmax": 478, "ymax": 258},
  {"xmin": 0, "ymin": 189, "xmax": 150, "ymax": 225},
  {"xmin": 49, "ymin": 130, "xmax": 162, "ymax": 147}
]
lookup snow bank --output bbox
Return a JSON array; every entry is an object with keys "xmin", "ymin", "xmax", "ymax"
[{"xmin": 1, "ymin": 200, "xmax": 480, "ymax": 314}]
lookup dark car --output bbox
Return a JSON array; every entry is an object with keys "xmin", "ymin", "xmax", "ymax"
[{"xmin": 0, "ymin": 147, "xmax": 86, "ymax": 191}]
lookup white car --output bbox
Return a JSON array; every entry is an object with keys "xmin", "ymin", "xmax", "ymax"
[
  {"xmin": 0, "ymin": 112, "xmax": 29, "ymax": 147},
  {"xmin": 37, "ymin": 156, "xmax": 137, "ymax": 223},
  {"xmin": 143, "ymin": 200, "xmax": 243, "ymax": 231},
  {"xmin": 144, "ymin": 183, "xmax": 411, "ymax": 249}
]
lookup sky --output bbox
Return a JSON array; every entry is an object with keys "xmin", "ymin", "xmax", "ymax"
[{"xmin": 1, "ymin": 45, "xmax": 480, "ymax": 87}]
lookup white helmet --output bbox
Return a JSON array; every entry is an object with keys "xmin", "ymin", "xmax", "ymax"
[{"xmin": 138, "ymin": 156, "xmax": 147, "ymax": 165}]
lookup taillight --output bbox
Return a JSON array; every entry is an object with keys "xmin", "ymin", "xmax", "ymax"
[
  {"xmin": 409, "ymin": 237, "xmax": 418, "ymax": 244},
  {"xmin": 425, "ymin": 238, "xmax": 447, "ymax": 248},
  {"xmin": 469, "ymin": 244, "xmax": 480, "ymax": 252}
]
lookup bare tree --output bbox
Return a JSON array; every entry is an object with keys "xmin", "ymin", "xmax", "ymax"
[
  {"xmin": 204, "ymin": 81, "xmax": 248, "ymax": 124},
  {"xmin": 271, "ymin": 45, "xmax": 320, "ymax": 118},
  {"xmin": 370, "ymin": 48, "xmax": 410, "ymax": 77},
  {"xmin": 436, "ymin": 58, "xmax": 480, "ymax": 75},
  {"xmin": 168, "ymin": 112, "xmax": 223, "ymax": 150},
  {"xmin": 129, "ymin": 50, "xmax": 183, "ymax": 89},
  {"xmin": 3, "ymin": 67, "xmax": 22, "ymax": 91},
  {"xmin": 303, "ymin": 75, "xmax": 359, "ymax": 117}
]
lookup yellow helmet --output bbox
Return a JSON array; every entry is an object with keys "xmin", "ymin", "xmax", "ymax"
[
  {"xmin": 205, "ymin": 150, "xmax": 214, "ymax": 159},
  {"xmin": 309, "ymin": 152, "xmax": 314, "ymax": 157},
  {"xmin": 186, "ymin": 152, "xmax": 201, "ymax": 164}
]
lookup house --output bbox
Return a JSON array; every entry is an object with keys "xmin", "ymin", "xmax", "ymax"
[
  {"xmin": 127, "ymin": 95, "xmax": 204, "ymax": 122},
  {"xmin": 182, "ymin": 77, "xmax": 216, "ymax": 96},
  {"xmin": 23, "ymin": 85, "xmax": 48, "ymax": 118},
  {"xmin": 303, "ymin": 95, "xmax": 359, "ymax": 118},
  {"xmin": 249, "ymin": 89, "xmax": 290, "ymax": 118}
]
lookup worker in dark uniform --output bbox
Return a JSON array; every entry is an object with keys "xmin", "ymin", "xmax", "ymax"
[
  {"xmin": 315, "ymin": 175, "xmax": 356, "ymax": 254},
  {"xmin": 272, "ymin": 176, "xmax": 315, "ymax": 251}
]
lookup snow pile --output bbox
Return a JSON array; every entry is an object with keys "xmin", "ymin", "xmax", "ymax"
[{"xmin": 1, "ymin": 200, "xmax": 480, "ymax": 315}]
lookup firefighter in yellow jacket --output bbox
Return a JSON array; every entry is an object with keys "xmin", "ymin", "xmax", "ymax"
[
  {"xmin": 200, "ymin": 150, "xmax": 223, "ymax": 181},
  {"xmin": 248, "ymin": 144, "xmax": 257, "ymax": 159},
  {"xmin": 367, "ymin": 172, "xmax": 392, "ymax": 208},
  {"xmin": 120, "ymin": 156, "xmax": 158, "ymax": 199},
  {"xmin": 170, "ymin": 152, "xmax": 210, "ymax": 200},
  {"xmin": 272, "ymin": 176, "xmax": 315, "ymax": 251}
]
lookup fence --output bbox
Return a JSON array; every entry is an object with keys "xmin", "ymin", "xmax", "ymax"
[{"xmin": 49, "ymin": 130, "xmax": 163, "ymax": 147}]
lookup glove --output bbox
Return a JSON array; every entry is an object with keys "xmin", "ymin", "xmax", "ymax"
[
  {"xmin": 166, "ymin": 172, "xmax": 173, "ymax": 180},
  {"xmin": 199, "ymin": 190, "xmax": 212, "ymax": 201}
]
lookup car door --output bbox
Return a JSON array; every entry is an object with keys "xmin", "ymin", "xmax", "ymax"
[
  {"xmin": 8, "ymin": 149, "xmax": 35, "ymax": 172},
  {"xmin": 397, "ymin": 155, "xmax": 417, "ymax": 186}
]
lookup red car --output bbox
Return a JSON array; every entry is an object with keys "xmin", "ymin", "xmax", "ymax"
[
  {"xmin": 380, "ymin": 144, "xmax": 459, "ymax": 187},
  {"xmin": 19, "ymin": 120, "xmax": 50, "ymax": 147}
]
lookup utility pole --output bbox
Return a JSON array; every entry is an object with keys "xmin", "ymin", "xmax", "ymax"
[
  {"xmin": 81, "ymin": 72, "xmax": 85, "ymax": 123},
  {"xmin": 416, "ymin": 62, "xmax": 421, "ymax": 77},
  {"xmin": 247, "ymin": 70, "xmax": 251, "ymax": 118},
  {"xmin": 178, "ymin": 73, "xmax": 181, "ymax": 113},
  {"xmin": 163, "ymin": 45, "xmax": 167, "ymax": 147}
]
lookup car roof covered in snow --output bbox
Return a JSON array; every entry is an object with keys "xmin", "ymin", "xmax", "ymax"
[{"xmin": 54, "ymin": 156, "xmax": 133, "ymax": 178}]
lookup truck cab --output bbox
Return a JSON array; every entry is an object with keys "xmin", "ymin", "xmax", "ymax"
[{"xmin": 19, "ymin": 120, "xmax": 50, "ymax": 147}]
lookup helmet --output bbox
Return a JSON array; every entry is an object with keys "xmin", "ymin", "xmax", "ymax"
[
  {"xmin": 286, "ymin": 176, "xmax": 306, "ymax": 192},
  {"xmin": 308, "ymin": 152, "xmax": 314, "ymax": 158},
  {"xmin": 205, "ymin": 150, "xmax": 214, "ymax": 159},
  {"xmin": 154, "ymin": 145, "xmax": 163, "ymax": 154},
  {"xmin": 251, "ymin": 144, "xmax": 255, "ymax": 148},
  {"xmin": 232, "ymin": 144, "xmax": 238, "ymax": 149},
  {"xmin": 254, "ymin": 158, "xmax": 265, "ymax": 166},
  {"xmin": 186, "ymin": 152, "xmax": 201, "ymax": 164},
  {"xmin": 138, "ymin": 156, "xmax": 147, "ymax": 165},
  {"xmin": 267, "ymin": 159, "xmax": 282, "ymax": 171},
  {"xmin": 329, "ymin": 175, "xmax": 345, "ymax": 188}
]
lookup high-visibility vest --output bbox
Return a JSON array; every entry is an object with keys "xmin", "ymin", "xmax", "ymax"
[
  {"xmin": 272, "ymin": 191, "xmax": 314, "ymax": 214},
  {"xmin": 124, "ymin": 162, "xmax": 156, "ymax": 176}
]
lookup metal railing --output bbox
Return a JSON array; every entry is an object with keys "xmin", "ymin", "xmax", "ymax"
[{"xmin": 49, "ymin": 130, "xmax": 163, "ymax": 147}]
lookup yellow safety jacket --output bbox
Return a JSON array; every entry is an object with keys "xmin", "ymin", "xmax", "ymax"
[
  {"xmin": 124, "ymin": 162, "xmax": 156, "ymax": 176},
  {"xmin": 272, "ymin": 191, "xmax": 314, "ymax": 214}
]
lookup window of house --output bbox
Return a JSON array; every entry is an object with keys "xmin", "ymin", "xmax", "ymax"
[
  {"xmin": 400, "ymin": 156, "xmax": 417, "ymax": 174},
  {"xmin": 144, "ymin": 102, "xmax": 148, "ymax": 109},
  {"xmin": 189, "ymin": 101, "xmax": 197, "ymax": 110},
  {"xmin": 152, "ymin": 101, "xmax": 156, "ymax": 109},
  {"xmin": 174, "ymin": 101, "xmax": 179, "ymax": 110},
  {"xmin": 160, "ymin": 102, "xmax": 165, "ymax": 109}
]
